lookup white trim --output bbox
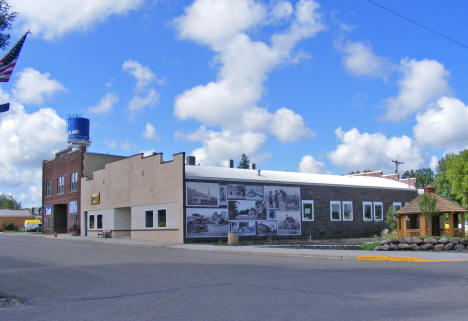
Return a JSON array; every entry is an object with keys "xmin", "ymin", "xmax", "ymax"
[
  {"xmin": 342, "ymin": 201, "xmax": 353, "ymax": 221},
  {"xmin": 362, "ymin": 202, "xmax": 373, "ymax": 221},
  {"xmin": 301, "ymin": 200, "xmax": 314, "ymax": 221},
  {"xmin": 330, "ymin": 201, "xmax": 341, "ymax": 221},
  {"xmin": 393, "ymin": 202, "xmax": 402, "ymax": 210},
  {"xmin": 373, "ymin": 202, "xmax": 384, "ymax": 221}
]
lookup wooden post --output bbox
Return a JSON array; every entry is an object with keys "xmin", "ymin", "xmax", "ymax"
[
  {"xmin": 448, "ymin": 213, "xmax": 454, "ymax": 237},
  {"xmin": 401, "ymin": 215, "xmax": 406, "ymax": 238},
  {"xmin": 397, "ymin": 214, "xmax": 401, "ymax": 238},
  {"xmin": 461, "ymin": 213, "xmax": 465, "ymax": 238},
  {"xmin": 420, "ymin": 213, "xmax": 426, "ymax": 237}
]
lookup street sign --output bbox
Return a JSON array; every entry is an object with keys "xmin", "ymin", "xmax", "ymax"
[{"xmin": 0, "ymin": 103, "xmax": 9, "ymax": 113}]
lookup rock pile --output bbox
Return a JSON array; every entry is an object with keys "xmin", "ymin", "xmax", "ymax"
[{"xmin": 374, "ymin": 237, "xmax": 468, "ymax": 251}]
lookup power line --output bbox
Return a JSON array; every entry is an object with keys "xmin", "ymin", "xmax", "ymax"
[{"xmin": 365, "ymin": 0, "xmax": 468, "ymax": 50}]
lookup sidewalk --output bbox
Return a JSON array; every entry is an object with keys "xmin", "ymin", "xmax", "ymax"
[{"xmin": 13, "ymin": 233, "xmax": 468, "ymax": 262}]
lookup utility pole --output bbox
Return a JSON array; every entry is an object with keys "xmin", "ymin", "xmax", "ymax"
[{"xmin": 392, "ymin": 160, "xmax": 404, "ymax": 175}]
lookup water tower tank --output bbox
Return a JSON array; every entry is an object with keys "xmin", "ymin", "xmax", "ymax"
[{"xmin": 67, "ymin": 116, "xmax": 90, "ymax": 149}]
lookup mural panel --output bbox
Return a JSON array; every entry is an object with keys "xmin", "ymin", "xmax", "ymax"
[
  {"xmin": 186, "ymin": 182, "xmax": 219, "ymax": 207},
  {"xmin": 227, "ymin": 184, "xmax": 245, "ymax": 200},
  {"xmin": 186, "ymin": 208, "xmax": 229, "ymax": 238},
  {"xmin": 228, "ymin": 200, "xmax": 266, "ymax": 220}
]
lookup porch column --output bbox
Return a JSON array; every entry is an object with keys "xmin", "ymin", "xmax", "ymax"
[
  {"xmin": 396, "ymin": 214, "xmax": 401, "ymax": 238},
  {"xmin": 461, "ymin": 213, "xmax": 465, "ymax": 237},
  {"xmin": 420, "ymin": 213, "xmax": 426, "ymax": 237},
  {"xmin": 448, "ymin": 212, "xmax": 454, "ymax": 237}
]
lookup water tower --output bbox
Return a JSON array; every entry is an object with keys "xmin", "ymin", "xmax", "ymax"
[{"xmin": 67, "ymin": 116, "xmax": 91, "ymax": 151}]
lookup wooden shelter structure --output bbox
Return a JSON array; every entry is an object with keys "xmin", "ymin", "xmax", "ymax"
[{"xmin": 396, "ymin": 186, "xmax": 468, "ymax": 238}]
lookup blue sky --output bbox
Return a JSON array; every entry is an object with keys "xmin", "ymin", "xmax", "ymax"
[{"xmin": 1, "ymin": 0, "xmax": 468, "ymax": 207}]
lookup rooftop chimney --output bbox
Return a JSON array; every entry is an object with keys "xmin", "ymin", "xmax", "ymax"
[
  {"xmin": 424, "ymin": 185, "xmax": 435, "ymax": 194},
  {"xmin": 186, "ymin": 156, "xmax": 196, "ymax": 166},
  {"xmin": 252, "ymin": 163, "xmax": 256, "ymax": 170},
  {"xmin": 229, "ymin": 159, "xmax": 234, "ymax": 168},
  {"xmin": 257, "ymin": 169, "xmax": 261, "ymax": 176}
]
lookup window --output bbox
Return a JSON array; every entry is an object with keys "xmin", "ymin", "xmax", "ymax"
[
  {"xmin": 145, "ymin": 210, "xmax": 153, "ymax": 228},
  {"xmin": 89, "ymin": 215, "xmax": 95, "ymax": 229},
  {"xmin": 374, "ymin": 202, "xmax": 383, "ymax": 221},
  {"xmin": 363, "ymin": 202, "xmax": 373, "ymax": 221},
  {"xmin": 57, "ymin": 176, "xmax": 64, "ymax": 194},
  {"xmin": 342, "ymin": 201, "xmax": 353, "ymax": 221},
  {"xmin": 46, "ymin": 179, "xmax": 52, "ymax": 197},
  {"xmin": 330, "ymin": 201, "xmax": 341, "ymax": 221},
  {"xmin": 302, "ymin": 200, "xmax": 314, "ymax": 221},
  {"xmin": 158, "ymin": 209, "xmax": 167, "ymax": 228},
  {"xmin": 70, "ymin": 172, "xmax": 78, "ymax": 192},
  {"xmin": 97, "ymin": 214, "xmax": 103, "ymax": 229},
  {"xmin": 393, "ymin": 202, "xmax": 402, "ymax": 211}
]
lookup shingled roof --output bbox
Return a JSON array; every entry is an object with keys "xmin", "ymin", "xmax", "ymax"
[{"xmin": 397, "ymin": 193, "xmax": 468, "ymax": 215}]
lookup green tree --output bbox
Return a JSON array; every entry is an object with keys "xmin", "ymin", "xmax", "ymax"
[
  {"xmin": 386, "ymin": 206, "xmax": 397, "ymax": 231},
  {"xmin": 0, "ymin": 0, "xmax": 17, "ymax": 50},
  {"xmin": 237, "ymin": 153, "xmax": 250, "ymax": 169},
  {"xmin": 0, "ymin": 193, "xmax": 21, "ymax": 209},
  {"xmin": 434, "ymin": 153, "xmax": 453, "ymax": 200},
  {"xmin": 444, "ymin": 150, "xmax": 468, "ymax": 208},
  {"xmin": 419, "ymin": 194, "xmax": 440, "ymax": 219},
  {"xmin": 402, "ymin": 168, "xmax": 434, "ymax": 188}
]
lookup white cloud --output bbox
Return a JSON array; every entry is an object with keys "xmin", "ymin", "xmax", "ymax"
[
  {"xmin": 142, "ymin": 123, "xmax": 159, "ymax": 141},
  {"xmin": 413, "ymin": 96, "xmax": 468, "ymax": 150},
  {"xmin": 429, "ymin": 155, "xmax": 439, "ymax": 172},
  {"xmin": 173, "ymin": 0, "xmax": 322, "ymax": 155},
  {"xmin": 298, "ymin": 155, "xmax": 327, "ymax": 173},
  {"xmin": 89, "ymin": 92, "xmax": 119, "ymax": 114},
  {"xmin": 120, "ymin": 139, "xmax": 135, "ymax": 152},
  {"xmin": 103, "ymin": 138, "xmax": 135, "ymax": 152},
  {"xmin": 328, "ymin": 127, "xmax": 424, "ymax": 173},
  {"xmin": 271, "ymin": 1, "xmax": 293, "ymax": 21},
  {"xmin": 382, "ymin": 58, "xmax": 451, "ymax": 121},
  {"xmin": 123, "ymin": 60, "xmax": 157, "ymax": 89},
  {"xmin": 141, "ymin": 150, "xmax": 155, "ymax": 157},
  {"xmin": 11, "ymin": 0, "xmax": 144, "ymax": 40},
  {"xmin": 339, "ymin": 41, "xmax": 392, "ymax": 79},
  {"xmin": 128, "ymin": 88, "xmax": 159, "ymax": 112},
  {"xmin": 103, "ymin": 138, "xmax": 118, "ymax": 149},
  {"xmin": 13, "ymin": 68, "xmax": 66, "ymax": 104},
  {"xmin": 179, "ymin": 126, "xmax": 266, "ymax": 166},
  {"xmin": 0, "ymin": 89, "xmax": 66, "ymax": 188}
]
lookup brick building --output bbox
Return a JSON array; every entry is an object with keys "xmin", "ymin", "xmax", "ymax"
[{"xmin": 42, "ymin": 146, "xmax": 124, "ymax": 234}]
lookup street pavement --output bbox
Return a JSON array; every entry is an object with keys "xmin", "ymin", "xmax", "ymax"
[{"xmin": 2, "ymin": 233, "xmax": 468, "ymax": 321}]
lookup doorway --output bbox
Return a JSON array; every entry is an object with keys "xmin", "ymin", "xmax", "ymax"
[{"xmin": 53, "ymin": 204, "xmax": 67, "ymax": 233}]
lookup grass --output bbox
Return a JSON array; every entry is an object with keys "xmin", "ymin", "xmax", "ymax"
[{"xmin": 360, "ymin": 241, "xmax": 380, "ymax": 251}]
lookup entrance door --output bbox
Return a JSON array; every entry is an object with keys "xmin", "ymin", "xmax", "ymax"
[
  {"xmin": 432, "ymin": 216, "xmax": 440, "ymax": 236},
  {"xmin": 53, "ymin": 204, "xmax": 67, "ymax": 233}
]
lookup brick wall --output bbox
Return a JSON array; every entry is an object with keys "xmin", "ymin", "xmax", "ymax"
[{"xmin": 0, "ymin": 216, "xmax": 36, "ymax": 231}]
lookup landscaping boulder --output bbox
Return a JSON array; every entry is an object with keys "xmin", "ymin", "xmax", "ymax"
[
  {"xmin": 409, "ymin": 244, "xmax": 420, "ymax": 250},
  {"xmin": 460, "ymin": 239, "xmax": 468, "ymax": 246},
  {"xmin": 420, "ymin": 243, "xmax": 433, "ymax": 250},
  {"xmin": 455, "ymin": 244, "xmax": 466, "ymax": 251},
  {"xmin": 444, "ymin": 243, "xmax": 454, "ymax": 251},
  {"xmin": 380, "ymin": 239, "xmax": 392, "ymax": 245},
  {"xmin": 438, "ymin": 237, "xmax": 449, "ymax": 244},
  {"xmin": 424, "ymin": 238, "xmax": 438, "ymax": 244},
  {"xmin": 389, "ymin": 244, "xmax": 399, "ymax": 251},
  {"xmin": 412, "ymin": 237, "xmax": 423, "ymax": 245},
  {"xmin": 381, "ymin": 229, "xmax": 390, "ymax": 236},
  {"xmin": 398, "ymin": 244, "xmax": 410, "ymax": 250},
  {"xmin": 399, "ymin": 238, "xmax": 407, "ymax": 244},
  {"xmin": 449, "ymin": 238, "xmax": 460, "ymax": 245},
  {"xmin": 434, "ymin": 244, "xmax": 445, "ymax": 251},
  {"xmin": 404, "ymin": 237, "xmax": 414, "ymax": 244},
  {"xmin": 374, "ymin": 244, "xmax": 390, "ymax": 251}
]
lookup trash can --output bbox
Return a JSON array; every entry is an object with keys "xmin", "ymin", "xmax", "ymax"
[{"xmin": 228, "ymin": 232, "xmax": 239, "ymax": 245}]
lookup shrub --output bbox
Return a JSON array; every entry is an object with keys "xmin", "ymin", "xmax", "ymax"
[
  {"xmin": 360, "ymin": 241, "xmax": 380, "ymax": 251},
  {"xmin": 4, "ymin": 221, "xmax": 15, "ymax": 231}
]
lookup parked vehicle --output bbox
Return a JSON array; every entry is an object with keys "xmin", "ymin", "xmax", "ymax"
[{"xmin": 24, "ymin": 219, "xmax": 42, "ymax": 232}]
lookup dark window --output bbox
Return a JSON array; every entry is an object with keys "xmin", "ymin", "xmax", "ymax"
[
  {"xmin": 145, "ymin": 210, "xmax": 153, "ymax": 228},
  {"xmin": 46, "ymin": 179, "xmax": 52, "ymax": 197},
  {"xmin": 89, "ymin": 215, "xmax": 95, "ymax": 229},
  {"xmin": 97, "ymin": 215, "xmax": 103, "ymax": 229},
  {"xmin": 158, "ymin": 209, "xmax": 166, "ymax": 228},
  {"xmin": 70, "ymin": 172, "xmax": 78, "ymax": 192},
  {"xmin": 57, "ymin": 176, "xmax": 64, "ymax": 194}
]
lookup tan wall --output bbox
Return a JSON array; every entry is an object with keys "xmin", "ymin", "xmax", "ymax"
[
  {"xmin": 131, "ymin": 230, "xmax": 181, "ymax": 243},
  {"xmin": 0, "ymin": 216, "xmax": 37, "ymax": 230},
  {"xmin": 81, "ymin": 152, "xmax": 185, "ymax": 243}
]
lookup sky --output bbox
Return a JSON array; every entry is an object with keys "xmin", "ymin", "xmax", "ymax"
[{"xmin": 1, "ymin": 0, "xmax": 468, "ymax": 207}]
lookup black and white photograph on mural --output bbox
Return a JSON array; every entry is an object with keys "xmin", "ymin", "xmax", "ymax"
[
  {"xmin": 256, "ymin": 220, "xmax": 277, "ymax": 236},
  {"xmin": 277, "ymin": 210, "xmax": 301, "ymax": 235},
  {"xmin": 264, "ymin": 186, "xmax": 300, "ymax": 211},
  {"xmin": 227, "ymin": 184, "xmax": 245, "ymax": 200},
  {"xmin": 186, "ymin": 182, "xmax": 219, "ymax": 206},
  {"xmin": 267, "ymin": 209, "xmax": 278, "ymax": 220},
  {"xmin": 245, "ymin": 185, "xmax": 264, "ymax": 201},
  {"xmin": 186, "ymin": 208, "xmax": 229, "ymax": 238},
  {"xmin": 230, "ymin": 221, "xmax": 239, "ymax": 233},
  {"xmin": 238, "ymin": 221, "xmax": 256, "ymax": 236},
  {"xmin": 228, "ymin": 200, "xmax": 266, "ymax": 220},
  {"xmin": 219, "ymin": 185, "xmax": 227, "ymax": 206}
]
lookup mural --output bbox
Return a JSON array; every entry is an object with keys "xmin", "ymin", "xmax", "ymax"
[
  {"xmin": 186, "ymin": 182, "xmax": 219, "ymax": 206},
  {"xmin": 186, "ymin": 182, "xmax": 301, "ymax": 238},
  {"xmin": 186, "ymin": 208, "xmax": 229, "ymax": 237}
]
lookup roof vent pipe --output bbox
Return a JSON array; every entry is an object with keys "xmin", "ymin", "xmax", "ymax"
[
  {"xmin": 252, "ymin": 163, "xmax": 256, "ymax": 170},
  {"xmin": 229, "ymin": 159, "xmax": 234, "ymax": 168},
  {"xmin": 257, "ymin": 169, "xmax": 261, "ymax": 176}
]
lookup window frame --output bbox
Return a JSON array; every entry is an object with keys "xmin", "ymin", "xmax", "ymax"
[
  {"xmin": 393, "ymin": 202, "xmax": 402, "ymax": 211},
  {"xmin": 342, "ymin": 201, "xmax": 353, "ymax": 221},
  {"xmin": 330, "ymin": 201, "xmax": 342, "ymax": 221},
  {"xmin": 70, "ymin": 172, "xmax": 78, "ymax": 192},
  {"xmin": 373, "ymin": 202, "xmax": 384, "ymax": 221},
  {"xmin": 301, "ymin": 200, "xmax": 314, "ymax": 221},
  {"xmin": 96, "ymin": 214, "xmax": 103, "ymax": 229},
  {"xmin": 45, "ymin": 179, "xmax": 52, "ymax": 197},
  {"xmin": 157, "ymin": 209, "xmax": 167, "ymax": 228},
  {"xmin": 89, "ymin": 215, "xmax": 95, "ymax": 229},
  {"xmin": 145, "ymin": 210, "xmax": 154, "ymax": 228},
  {"xmin": 362, "ymin": 202, "xmax": 373, "ymax": 221},
  {"xmin": 57, "ymin": 176, "xmax": 64, "ymax": 194}
]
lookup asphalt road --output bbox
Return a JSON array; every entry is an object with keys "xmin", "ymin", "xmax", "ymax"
[{"xmin": 1, "ymin": 234, "xmax": 468, "ymax": 321}]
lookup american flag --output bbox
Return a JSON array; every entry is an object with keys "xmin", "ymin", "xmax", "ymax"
[{"xmin": 0, "ymin": 32, "xmax": 29, "ymax": 82}]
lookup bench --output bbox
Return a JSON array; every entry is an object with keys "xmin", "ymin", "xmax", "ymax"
[{"xmin": 97, "ymin": 230, "xmax": 111, "ymax": 238}]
